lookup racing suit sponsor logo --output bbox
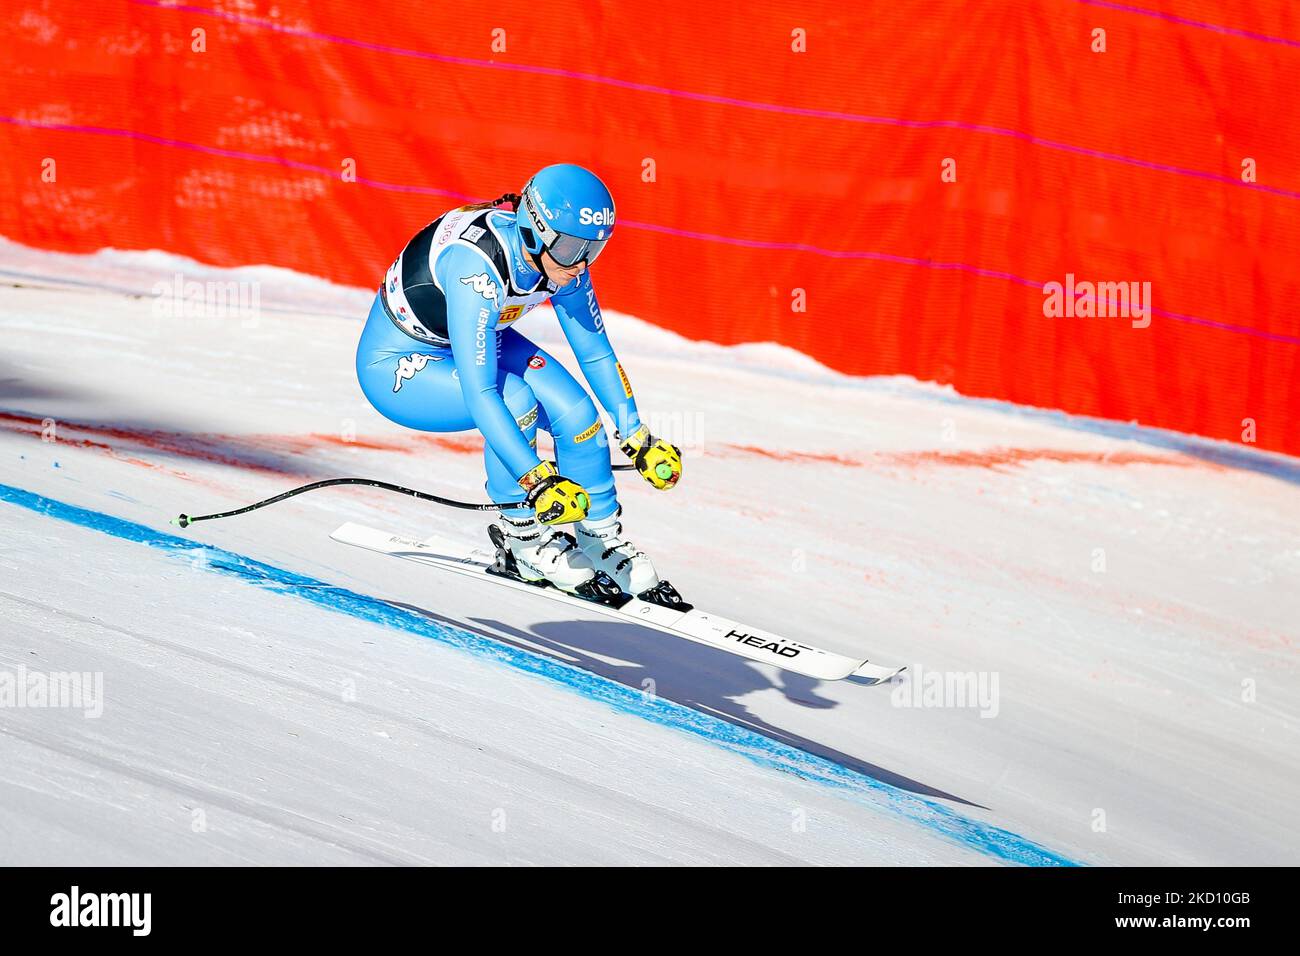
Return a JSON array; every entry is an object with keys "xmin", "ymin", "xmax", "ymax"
[
  {"xmin": 574, "ymin": 420, "xmax": 602, "ymax": 443},
  {"xmin": 584, "ymin": 282, "xmax": 604, "ymax": 332},
  {"xmin": 616, "ymin": 361, "xmax": 633, "ymax": 398},
  {"xmin": 393, "ymin": 353, "xmax": 443, "ymax": 392},
  {"xmin": 475, "ymin": 308, "xmax": 489, "ymax": 366},
  {"xmin": 528, "ymin": 354, "xmax": 546, "ymax": 369},
  {"xmin": 461, "ymin": 272, "xmax": 499, "ymax": 306},
  {"xmin": 435, "ymin": 211, "xmax": 464, "ymax": 248},
  {"xmin": 516, "ymin": 405, "xmax": 539, "ymax": 430},
  {"xmin": 499, "ymin": 304, "xmax": 525, "ymax": 326}
]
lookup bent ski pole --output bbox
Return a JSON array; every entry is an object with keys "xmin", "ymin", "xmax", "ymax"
[{"xmin": 172, "ymin": 467, "xmax": 636, "ymax": 528}]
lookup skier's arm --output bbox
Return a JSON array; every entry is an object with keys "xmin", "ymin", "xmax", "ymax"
[
  {"xmin": 551, "ymin": 272, "xmax": 642, "ymax": 436},
  {"xmin": 552, "ymin": 272, "xmax": 681, "ymax": 490},
  {"xmin": 439, "ymin": 246, "xmax": 541, "ymax": 481}
]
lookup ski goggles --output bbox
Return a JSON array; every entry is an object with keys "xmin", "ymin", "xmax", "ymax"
[
  {"xmin": 520, "ymin": 188, "xmax": 611, "ymax": 266},
  {"xmin": 545, "ymin": 232, "xmax": 610, "ymax": 267}
]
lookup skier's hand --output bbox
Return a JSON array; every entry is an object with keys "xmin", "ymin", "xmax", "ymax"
[
  {"xmin": 619, "ymin": 424, "xmax": 682, "ymax": 490},
  {"xmin": 519, "ymin": 461, "xmax": 591, "ymax": 525}
]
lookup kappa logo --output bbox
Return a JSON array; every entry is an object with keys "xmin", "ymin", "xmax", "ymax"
[
  {"xmin": 393, "ymin": 353, "xmax": 443, "ymax": 392},
  {"xmin": 461, "ymin": 272, "xmax": 499, "ymax": 306},
  {"xmin": 579, "ymin": 207, "xmax": 615, "ymax": 226},
  {"xmin": 528, "ymin": 354, "xmax": 546, "ymax": 369}
]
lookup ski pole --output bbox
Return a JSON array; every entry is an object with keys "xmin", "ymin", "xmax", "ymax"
[{"xmin": 171, "ymin": 467, "xmax": 636, "ymax": 528}]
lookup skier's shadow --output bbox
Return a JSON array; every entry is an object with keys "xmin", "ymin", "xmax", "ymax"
[{"xmin": 390, "ymin": 600, "xmax": 981, "ymax": 807}]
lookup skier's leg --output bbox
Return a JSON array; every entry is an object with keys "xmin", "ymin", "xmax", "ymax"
[
  {"xmin": 503, "ymin": 334, "xmax": 619, "ymax": 521},
  {"xmin": 355, "ymin": 296, "xmax": 540, "ymax": 484},
  {"xmin": 499, "ymin": 333, "xmax": 672, "ymax": 596},
  {"xmin": 479, "ymin": 373, "xmax": 596, "ymax": 591},
  {"xmin": 354, "ymin": 294, "xmax": 470, "ymax": 432},
  {"xmin": 353, "ymin": 306, "xmax": 600, "ymax": 596},
  {"xmin": 481, "ymin": 371, "xmax": 539, "ymax": 518}
]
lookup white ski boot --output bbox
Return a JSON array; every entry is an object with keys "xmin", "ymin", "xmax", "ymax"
[
  {"xmin": 574, "ymin": 508, "xmax": 690, "ymax": 609},
  {"xmin": 488, "ymin": 511, "xmax": 623, "ymax": 603}
]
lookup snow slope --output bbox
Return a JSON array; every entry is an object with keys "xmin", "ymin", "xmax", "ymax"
[{"xmin": 1, "ymin": 238, "xmax": 1297, "ymax": 865}]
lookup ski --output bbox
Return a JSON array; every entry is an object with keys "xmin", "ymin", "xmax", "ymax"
[{"xmin": 330, "ymin": 522, "xmax": 905, "ymax": 683}]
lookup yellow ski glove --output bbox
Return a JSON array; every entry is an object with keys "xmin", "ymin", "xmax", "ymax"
[
  {"xmin": 518, "ymin": 461, "xmax": 591, "ymax": 525},
  {"xmin": 619, "ymin": 424, "xmax": 682, "ymax": 490}
]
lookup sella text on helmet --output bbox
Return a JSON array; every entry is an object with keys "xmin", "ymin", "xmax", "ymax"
[{"xmin": 579, "ymin": 207, "xmax": 615, "ymax": 227}]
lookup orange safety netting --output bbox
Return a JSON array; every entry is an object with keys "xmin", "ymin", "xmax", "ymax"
[{"xmin": 2, "ymin": 1, "xmax": 1297, "ymax": 454}]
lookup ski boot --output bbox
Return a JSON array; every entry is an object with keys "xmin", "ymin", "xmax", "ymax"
[
  {"xmin": 574, "ymin": 507, "xmax": 692, "ymax": 611},
  {"xmin": 487, "ymin": 511, "xmax": 625, "ymax": 605}
]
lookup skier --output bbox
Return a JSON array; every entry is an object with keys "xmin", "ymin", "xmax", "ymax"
[{"xmin": 355, "ymin": 164, "xmax": 685, "ymax": 606}]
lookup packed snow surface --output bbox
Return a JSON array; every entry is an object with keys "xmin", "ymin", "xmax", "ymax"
[{"xmin": 1, "ymin": 239, "xmax": 1296, "ymax": 865}]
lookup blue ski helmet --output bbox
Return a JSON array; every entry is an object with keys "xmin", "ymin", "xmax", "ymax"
[{"xmin": 518, "ymin": 164, "xmax": 616, "ymax": 267}]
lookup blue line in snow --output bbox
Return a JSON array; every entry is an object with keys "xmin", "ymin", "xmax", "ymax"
[{"xmin": 0, "ymin": 481, "xmax": 1080, "ymax": 866}]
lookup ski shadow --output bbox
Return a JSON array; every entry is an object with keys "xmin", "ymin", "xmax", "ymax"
[{"xmin": 387, "ymin": 600, "xmax": 983, "ymax": 808}]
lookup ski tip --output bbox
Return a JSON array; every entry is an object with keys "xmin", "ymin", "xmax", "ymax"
[{"xmin": 850, "ymin": 663, "xmax": 907, "ymax": 685}]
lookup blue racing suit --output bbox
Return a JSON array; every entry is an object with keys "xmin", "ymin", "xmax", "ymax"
[{"xmin": 355, "ymin": 204, "xmax": 641, "ymax": 519}]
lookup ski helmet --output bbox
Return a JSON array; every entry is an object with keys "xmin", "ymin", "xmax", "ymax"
[{"xmin": 517, "ymin": 164, "xmax": 616, "ymax": 267}]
